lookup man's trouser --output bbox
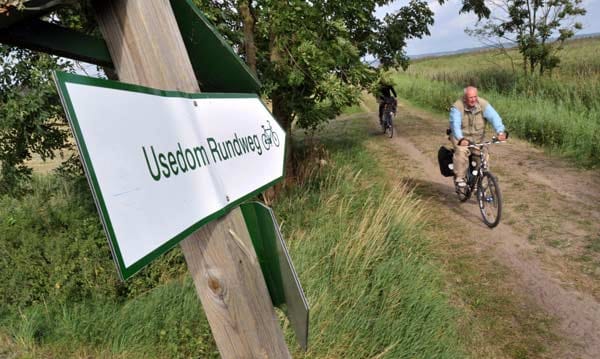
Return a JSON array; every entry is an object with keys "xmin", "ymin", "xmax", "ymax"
[{"xmin": 450, "ymin": 136, "xmax": 489, "ymax": 181}]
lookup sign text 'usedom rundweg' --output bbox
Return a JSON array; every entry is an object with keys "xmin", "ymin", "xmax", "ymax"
[{"xmin": 54, "ymin": 71, "xmax": 286, "ymax": 279}]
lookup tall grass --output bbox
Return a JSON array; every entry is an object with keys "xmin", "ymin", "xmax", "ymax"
[
  {"xmin": 409, "ymin": 37, "xmax": 600, "ymax": 81},
  {"xmin": 414, "ymin": 68, "xmax": 600, "ymax": 113},
  {"xmin": 2, "ymin": 278, "xmax": 218, "ymax": 358},
  {"xmin": 0, "ymin": 174, "xmax": 213, "ymax": 358},
  {"xmin": 0, "ymin": 174, "xmax": 188, "ymax": 311},
  {"xmin": 395, "ymin": 37, "xmax": 600, "ymax": 167},
  {"xmin": 278, "ymin": 119, "xmax": 468, "ymax": 358}
]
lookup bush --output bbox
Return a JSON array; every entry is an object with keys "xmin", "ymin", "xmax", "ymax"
[{"xmin": 0, "ymin": 174, "xmax": 188, "ymax": 315}]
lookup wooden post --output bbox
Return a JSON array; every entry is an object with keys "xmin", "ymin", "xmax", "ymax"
[{"xmin": 91, "ymin": 1, "xmax": 291, "ymax": 358}]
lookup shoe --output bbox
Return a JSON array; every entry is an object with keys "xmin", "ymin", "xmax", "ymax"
[{"xmin": 455, "ymin": 178, "xmax": 467, "ymax": 188}]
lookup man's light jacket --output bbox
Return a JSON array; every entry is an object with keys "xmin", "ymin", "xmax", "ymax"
[{"xmin": 449, "ymin": 97, "xmax": 505, "ymax": 142}]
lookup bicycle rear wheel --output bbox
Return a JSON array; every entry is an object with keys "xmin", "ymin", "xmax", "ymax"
[
  {"xmin": 385, "ymin": 114, "xmax": 393, "ymax": 138},
  {"xmin": 477, "ymin": 172, "xmax": 502, "ymax": 227}
]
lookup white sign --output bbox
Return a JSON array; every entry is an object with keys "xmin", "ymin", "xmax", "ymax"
[{"xmin": 54, "ymin": 72, "xmax": 286, "ymax": 279}]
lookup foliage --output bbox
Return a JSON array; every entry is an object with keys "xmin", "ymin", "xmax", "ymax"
[
  {"xmin": 0, "ymin": 174, "xmax": 188, "ymax": 312},
  {"xmin": 0, "ymin": 2, "xmax": 99, "ymax": 194},
  {"xmin": 2, "ymin": 278, "xmax": 218, "ymax": 358},
  {"xmin": 407, "ymin": 37, "xmax": 600, "ymax": 110},
  {"xmin": 278, "ymin": 118, "xmax": 468, "ymax": 358},
  {"xmin": 370, "ymin": 0, "xmax": 434, "ymax": 70},
  {"xmin": 51, "ymin": 1, "xmax": 99, "ymax": 35},
  {"xmin": 440, "ymin": 0, "xmax": 492, "ymax": 19},
  {"xmin": 465, "ymin": 0, "xmax": 586, "ymax": 75},
  {"xmin": 0, "ymin": 46, "xmax": 72, "ymax": 195},
  {"xmin": 192, "ymin": 0, "xmax": 444, "ymax": 134}
]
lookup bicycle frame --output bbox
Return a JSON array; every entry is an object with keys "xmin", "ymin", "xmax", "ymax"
[
  {"xmin": 381, "ymin": 100, "xmax": 396, "ymax": 138},
  {"xmin": 458, "ymin": 139, "xmax": 500, "ymax": 193},
  {"xmin": 261, "ymin": 120, "xmax": 280, "ymax": 150},
  {"xmin": 455, "ymin": 138, "xmax": 505, "ymax": 227}
]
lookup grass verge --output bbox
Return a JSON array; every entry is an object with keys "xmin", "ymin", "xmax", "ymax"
[
  {"xmin": 278, "ymin": 115, "xmax": 469, "ymax": 358},
  {"xmin": 1, "ymin": 278, "xmax": 218, "ymax": 358}
]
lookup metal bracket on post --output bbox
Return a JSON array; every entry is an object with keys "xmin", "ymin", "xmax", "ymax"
[{"xmin": 0, "ymin": 18, "xmax": 113, "ymax": 67}]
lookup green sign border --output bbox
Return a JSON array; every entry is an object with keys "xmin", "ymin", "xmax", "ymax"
[
  {"xmin": 53, "ymin": 71, "xmax": 286, "ymax": 280},
  {"xmin": 170, "ymin": 0, "xmax": 261, "ymax": 93}
]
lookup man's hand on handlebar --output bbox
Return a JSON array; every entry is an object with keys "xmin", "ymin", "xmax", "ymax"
[
  {"xmin": 458, "ymin": 138, "xmax": 471, "ymax": 146},
  {"xmin": 496, "ymin": 132, "xmax": 507, "ymax": 141}
]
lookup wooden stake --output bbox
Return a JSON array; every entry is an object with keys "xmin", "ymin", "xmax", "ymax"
[{"xmin": 91, "ymin": 1, "xmax": 291, "ymax": 357}]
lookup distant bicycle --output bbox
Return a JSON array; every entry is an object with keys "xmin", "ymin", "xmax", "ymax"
[
  {"xmin": 380, "ymin": 97, "xmax": 396, "ymax": 138},
  {"xmin": 261, "ymin": 120, "xmax": 280, "ymax": 150},
  {"xmin": 439, "ymin": 137, "xmax": 506, "ymax": 228}
]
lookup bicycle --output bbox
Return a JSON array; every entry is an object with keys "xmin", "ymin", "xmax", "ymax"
[
  {"xmin": 453, "ymin": 138, "xmax": 505, "ymax": 228},
  {"xmin": 261, "ymin": 120, "xmax": 280, "ymax": 150},
  {"xmin": 380, "ymin": 98, "xmax": 396, "ymax": 138}
]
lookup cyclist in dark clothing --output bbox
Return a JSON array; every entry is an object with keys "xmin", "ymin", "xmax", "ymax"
[
  {"xmin": 378, "ymin": 83, "xmax": 397, "ymax": 124},
  {"xmin": 380, "ymin": 84, "xmax": 397, "ymax": 99}
]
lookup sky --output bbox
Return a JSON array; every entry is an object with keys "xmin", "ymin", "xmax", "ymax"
[
  {"xmin": 375, "ymin": 0, "xmax": 600, "ymax": 57},
  {"xmin": 73, "ymin": 0, "xmax": 600, "ymax": 74}
]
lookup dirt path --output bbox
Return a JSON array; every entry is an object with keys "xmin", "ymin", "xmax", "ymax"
[{"xmin": 363, "ymin": 101, "xmax": 600, "ymax": 358}]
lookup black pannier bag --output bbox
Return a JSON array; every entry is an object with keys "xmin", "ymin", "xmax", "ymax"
[{"xmin": 438, "ymin": 146, "xmax": 454, "ymax": 177}]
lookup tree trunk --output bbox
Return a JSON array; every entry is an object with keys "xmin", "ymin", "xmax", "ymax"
[
  {"xmin": 268, "ymin": 28, "xmax": 294, "ymax": 183},
  {"xmin": 270, "ymin": 91, "xmax": 294, "ymax": 188},
  {"xmin": 238, "ymin": 0, "xmax": 257, "ymax": 75}
]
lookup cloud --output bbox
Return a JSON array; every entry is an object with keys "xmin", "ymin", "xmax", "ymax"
[
  {"xmin": 405, "ymin": 0, "xmax": 480, "ymax": 55},
  {"xmin": 399, "ymin": 0, "xmax": 599, "ymax": 56}
]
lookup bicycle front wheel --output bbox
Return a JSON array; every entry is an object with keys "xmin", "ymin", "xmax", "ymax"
[{"xmin": 477, "ymin": 172, "xmax": 502, "ymax": 228}]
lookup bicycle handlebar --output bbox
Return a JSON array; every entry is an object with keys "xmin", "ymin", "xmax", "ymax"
[{"xmin": 467, "ymin": 137, "xmax": 506, "ymax": 149}]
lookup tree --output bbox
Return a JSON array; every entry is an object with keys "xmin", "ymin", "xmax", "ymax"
[
  {"xmin": 0, "ymin": 2, "xmax": 100, "ymax": 195},
  {"xmin": 0, "ymin": 46, "xmax": 72, "ymax": 194},
  {"xmin": 188, "ymin": 0, "xmax": 440, "ymax": 180},
  {"xmin": 194, "ymin": 0, "xmax": 437, "ymax": 142},
  {"xmin": 446, "ymin": 0, "xmax": 492, "ymax": 19},
  {"xmin": 370, "ymin": 0, "xmax": 434, "ymax": 70},
  {"xmin": 465, "ymin": 0, "xmax": 586, "ymax": 75}
]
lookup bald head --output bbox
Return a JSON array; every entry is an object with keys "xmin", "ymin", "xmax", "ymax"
[{"xmin": 464, "ymin": 86, "xmax": 478, "ymax": 108}]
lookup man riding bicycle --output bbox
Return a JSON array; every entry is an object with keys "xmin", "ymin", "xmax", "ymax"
[
  {"xmin": 377, "ymin": 77, "xmax": 397, "ymax": 126},
  {"xmin": 449, "ymin": 86, "xmax": 507, "ymax": 188}
]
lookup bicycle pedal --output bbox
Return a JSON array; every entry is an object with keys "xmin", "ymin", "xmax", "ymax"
[{"xmin": 454, "ymin": 179, "xmax": 467, "ymax": 188}]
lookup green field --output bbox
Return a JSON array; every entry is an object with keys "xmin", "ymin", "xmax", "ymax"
[{"xmin": 393, "ymin": 36, "xmax": 600, "ymax": 167}]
